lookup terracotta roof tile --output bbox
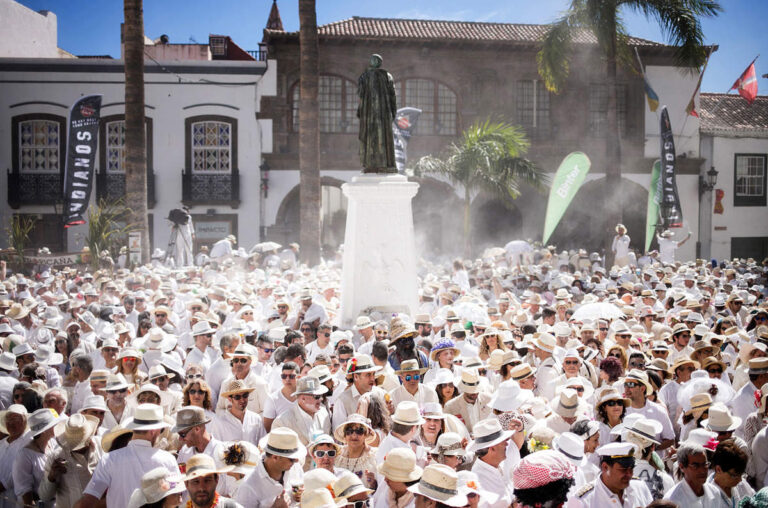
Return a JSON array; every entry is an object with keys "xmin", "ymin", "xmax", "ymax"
[
  {"xmin": 267, "ymin": 16, "xmax": 663, "ymax": 47},
  {"xmin": 700, "ymin": 93, "xmax": 768, "ymax": 137}
]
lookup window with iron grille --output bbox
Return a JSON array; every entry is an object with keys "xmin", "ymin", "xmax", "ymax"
[
  {"xmin": 394, "ymin": 79, "xmax": 457, "ymax": 135},
  {"xmin": 210, "ymin": 37, "xmax": 226, "ymax": 56},
  {"xmin": 516, "ymin": 80, "xmax": 550, "ymax": 136},
  {"xmin": 734, "ymin": 154, "xmax": 767, "ymax": 206},
  {"xmin": 291, "ymin": 76, "xmax": 359, "ymax": 133},
  {"xmin": 191, "ymin": 120, "xmax": 232, "ymax": 173},
  {"xmin": 102, "ymin": 118, "xmax": 151, "ymax": 173},
  {"xmin": 589, "ymin": 84, "xmax": 627, "ymax": 136},
  {"xmin": 19, "ymin": 119, "xmax": 61, "ymax": 172}
]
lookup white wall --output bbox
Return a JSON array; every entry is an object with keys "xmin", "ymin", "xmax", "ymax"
[
  {"xmin": 705, "ymin": 135, "xmax": 768, "ymax": 260},
  {"xmin": 0, "ymin": 0, "xmax": 59, "ymax": 58},
  {"xmin": 0, "ymin": 59, "xmax": 275, "ymax": 253},
  {"xmin": 644, "ymin": 65, "xmax": 701, "ymax": 159}
]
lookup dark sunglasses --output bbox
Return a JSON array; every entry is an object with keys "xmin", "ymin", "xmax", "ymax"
[
  {"xmin": 404, "ymin": 374, "xmax": 420, "ymax": 381},
  {"xmin": 321, "ymin": 333, "xmax": 330, "ymax": 337},
  {"xmin": 599, "ymin": 328, "xmax": 609, "ymax": 331},
  {"xmin": 344, "ymin": 427, "xmax": 366, "ymax": 436},
  {"xmin": 149, "ymin": 377, "xmax": 166, "ymax": 384},
  {"xmin": 564, "ymin": 360, "xmax": 580, "ymax": 365},
  {"xmin": 603, "ymin": 399, "xmax": 623, "ymax": 407},
  {"xmin": 259, "ymin": 347, "xmax": 275, "ymax": 353},
  {"xmin": 707, "ymin": 368, "xmax": 723, "ymax": 374},
  {"xmin": 281, "ymin": 373, "xmax": 297, "ymax": 380},
  {"xmin": 231, "ymin": 358, "xmax": 249, "ymax": 364},
  {"xmin": 624, "ymin": 382, "xmax": 639, "ymax": 389},
  {"xmin": 313, "ymin": 449, "xmax": 336, "ymax": 458},
  {"xmin": 178, "ymin": 428, "xmax": 194, "ymax": 439},
  {"xmin": 571, "ymin": 386, "xmax": 585, "ymax": 393},
  {"xmin": 155, "ymin": 314, "xmax": 167, "ymax": 318},
  {"xmin": 55, "ymin": 339, "xmax": 68, "ymax": 345},
  {"xmin": 230, "ymin": 393, "xmax": 249, "ymax": 401},
  {"xmin": 188, "ymin": 389, "xmax": 205, "ymax": 395},
  {"xmin": 478, "ymin": 369, "xmax": 487, "ymax": 376},
  {"xmin": 111, "ymin": 388, "xmax": 128, "ymax": 394},
  {"xmin": 301, "ymin": 328, "xmax": 312, "ymax": 332}
]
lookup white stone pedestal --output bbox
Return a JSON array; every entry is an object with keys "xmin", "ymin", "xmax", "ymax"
[{"xmin": 340, "ymin": 174, "xmax": 419, "ymax": 328}]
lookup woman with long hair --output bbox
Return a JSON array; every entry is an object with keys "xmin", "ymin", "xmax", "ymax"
[
  {"xmin": 594, "ymin": 387, "xmax": 629, "ymax": 445},
  {"xmin": 116, "ymin": 348, "xmax": 146, "ymax": 387},
  {"xmin": 359, "ymin": 391, "xmax": 390, "ymax": 446},
  {"xmin": 182, "ymin": 380, "xmax": 216, "ymax": 428},
  {"xmin": 429, "ymin": 368, "xmax": 458, "ymax": 407},
  {"xmin": 605, "ymin": 345, "xmax": 628, "ymax": 370},
  {"xmin": 478, "ymin": 329, "xmax": 507, "ymax": 362},
  {"xmin": 53, "ymin": 333, "xmax": 74, "ymax": 377}
]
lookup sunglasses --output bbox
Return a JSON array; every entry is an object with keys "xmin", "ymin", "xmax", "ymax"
[
  {"xmin": 599, "ymin": 328, "xmax": 609, "ymax": 332},
  {"xmin": 301, "ymin": 328, "xmax": 312, "ymax": 332},
  {"xmin": 122, "ymin": 357, "xmax": 137, "ymax": 362},
  {"xmin": 571, "ymin": 386, "xmax": 585, "ymax": 393},
  {"xmin": 187, "ymin": 373, "xmax": 204, "ymax": 379},
  {"xmin": 150, "ymin": 377, "xmax": 166, "ymax": 384},
  {"xmin": 259, "ymin": 347, "xmax": 275, "ymax": 353},
  {"xmin": 111, "ymin": 388, "xmax": 128, "ymax": 394},
  {"xmin": 231, "ymin": 358, "xmax": 249, "ymax": 364},
  {"xmin": 404, "ymin": 374, "xmax": 420, "ymax": 381},
  {"xmin": 188, "ymin": 389, "xmax": 205, "ymax": 395},
  {"xmin": 375, "ymin": 331, "xmax": 387, "ymax": 335},
  {"xmin": 13, "ymin": 393, "xmax": 24, "ymax": 399},
  {"xmin": 281, "ymin": 373, "xmax": 297, "ymax": 380},
  {"xmin": 603, "ymin": 399, "xmax": 623, "ymax": 407},
  {"xmin": 564, "ymin": 360, "xmax": 580, "ymax": 366},
  {"xmin": 178, "ymin": 428, "xmax": 194, "ymax": 439},
  {"xmin": 707, "ymin": 368, "xmax": 723, "ymax": 374},
  {"xmin": 344, "ymin": 427, "xmax": 366, "ymax": 436},
  {"xmin": 755, "ymin": 315, "xmax": 768, "ymax": 322},
  {"xmin": 313, "ymin": 449, "xmax": 337, "ymax": 458},
  {"xmin": 346, "ymin": 500, "xmax": 370, "ymax": 508},
  {"xmin": 155, "ymin": 314, "xmax": 167, "ymax": 318},
  {"xmin": 624, "ymin": 382, "xmax": 639, "ymax": 389},
  {"xmin": 55, "ymin": 339, "xmax": 68, "ymax": 345},
  {"xmin": 230, "ymin": 393, "xmax": 249, "ymax": 401},
  {"xmin": 609, "ymin": 353, "xmax": 622, "ymax": 358},
  {"xmin": 478, "ymin": 369, "xmax": 487, "ymax": 376},
  {"xmin": 321, "ymin": 333, "xmax": 330, "ymax": 338}
]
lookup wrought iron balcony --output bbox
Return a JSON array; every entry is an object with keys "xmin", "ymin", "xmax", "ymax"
[
  {"xmin": 181, "ymin": 168, "xmax": 240, "ymax": 208},
  {"xmin": 7, "ymin": 170, "xmax": 61, "ymax": 209},
  {"xmin": 95, "ymin": 169, "xmax": 156, "ymax": 208},
  {"xmin": 246, "ymin": 43, "xmax": 268, "ymax": 61}
]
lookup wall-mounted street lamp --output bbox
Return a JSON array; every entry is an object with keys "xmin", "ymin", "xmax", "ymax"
[{"xmin": 699, "ymin": 166, "xmax": 718, "ymax": 195}]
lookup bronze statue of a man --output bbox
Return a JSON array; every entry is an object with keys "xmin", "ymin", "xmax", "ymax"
[{"xmin": 357, "ymin": 54, "xmax": 397, "ymax": 174}]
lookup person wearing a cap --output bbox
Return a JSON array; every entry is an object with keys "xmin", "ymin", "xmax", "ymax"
[
  {"xmin": 373, "ymin": 447, "xmax": 423, "ymax": 508},
  {"xmin": 573, "ymin": 442, "xmax": 652, "ymax": 507},
  {"xmin": 272, "ymin": 376, "xmax": 331, "ymax": 447},
  {"xmin": 663, "ymin": 440, "xmax": 719, "ymax": 506},
  {"xmin": 182, "ymin": 453, "xmax": 241, "ymax": 508},
  {"xmin": 406, "ymin": 463, "xmax": 468, "ymax": 508},
  {"xmin": 622, "ymin": 369, "xmax": 675, "ymax": 450},
  {"xmin": 11, "ymin": 408, "xmax": 62, "ymax": 506},
  {"xmin": 79, "ymin": 403, "xmax": 180, "ymax": 507},
  {"xmin": 233, "ymin": 427, "xmax": 304, "ymax": 508},
  {"xmin": 467, "ymin": 418, "xmax": 514, "ymax": 508},
  {"xmin": 38, "ymin": 414, "xmax": 102, "ymax": 508}
]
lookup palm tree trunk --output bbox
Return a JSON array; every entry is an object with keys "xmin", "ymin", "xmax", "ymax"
[
  {"xmin": 603, "ymin": 13, "xmax": 622, "ymax": 266},
  {"xmin": 123, "ymin": 0, "xmax": 149, "ymax": 264},
  {"xmin": 298, "ymin": 0, "xmax": 321, "ymax": 265},
  {"xmin": 464, "ymin": 185, "xmax": 472, "ymax": 258}
]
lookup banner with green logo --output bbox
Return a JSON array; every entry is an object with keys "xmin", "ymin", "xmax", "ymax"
[
  {"xmin": 542, "ymin": 152, "xmax": 591, "ymax": 244},
  {"xmin": 645, "ymin": 160, "xmax": 661, "ymax": 252}
]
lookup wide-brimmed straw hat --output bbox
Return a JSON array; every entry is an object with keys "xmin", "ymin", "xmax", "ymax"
[
  {"xmin": 124, "ymin": 403, "xmax": 170, "ymax": 431},
  {"xmin": 261, "ymin": 427, "xmax": 306, "ymax": 459},
  {"xmin": 509, "ymin": 363, "xmax": 536, "ymax": 382},
  {"xmin": 594, "ymin": 387, "xmax": 630, "ymax": 409},
  {"xmin": 490, "ymin": 380, "xmax": 533, "ymax": 412},
  {"xmin": 701, "ymin": 402, "xmax": 742, "ymax": 432},
  {"xmin": 388, "ymin": 319, "xmax": 418, "ymax": 344},
  {"xmin": 407, "ymin": 464, "xmax": 468, "ymax": 507},
  {"xmin": 101, "ymin": 425, "xmax": 133, "ymax": 452},
  {"xmin": 684, "ymin": 393, "xmax": 713, "ymax": 418},
  {"xmin": 54, "ymin": 413, "xmax": 99, "ymax": 451},
  {"xmin": 467, "ymin": 418, "xmax": 513, "ymax": 452},
  {"xmin": 127, "ymin": 468, "xmax": 186, "ymax": 508},
  {"xmin": 333, "ymin": 413, "xmax": 376, "ymax": 444},
  {"xmin": 184, "ymin": 453, "xmax": 233, "ymax": 481},
  {"xmin": 623, "ymin": 417, "xmax": 663, "ymax": 446},
  {"xmin": 623, "ymin": 369, "xmax": 654, "ymax": 396},
  {"xmin": 391, "ymin": 401, "xmax": 426, "ymax": 426},
  {"xmin": 221, "ymin": 379, "xmax": 255, "ymax": 398},
  {"xmin": 534, "ymin": 333, "xmax": 556, "ymax": 353},
  {"xmin": 378, "ymin": 448, "xmax": 423, "ymax": 482},
  {"xmin": 346, "ymin": 354, "xmax": 381, "ymax": 375},
  {"xmin": 5, "ymin": 303, "xmax": 30, "ymax": 321},
  {"xmin": 395, "ymin": 359, "xmax": 428, "ymax": 376}
]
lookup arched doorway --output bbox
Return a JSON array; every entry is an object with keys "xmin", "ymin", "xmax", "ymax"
[
  {"xmin": 272, "ymin": 177, "xmax": 348, "ymax": 253},
  {"xmin": 548, "ymin": 177, "xmax": 648, "ymax": 252},
  {"xmin": 470, "ymin": 197, "xmax": 523, "ymax": 251}
]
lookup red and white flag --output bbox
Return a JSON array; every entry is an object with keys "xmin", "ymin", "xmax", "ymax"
[{"xmin": 731, "ymin": 61, "xmax": 758, "ymax": 104}]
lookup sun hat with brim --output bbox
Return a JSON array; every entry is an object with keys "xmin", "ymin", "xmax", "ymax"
[
  {"xmin": 430, "ymin": 432, "xmax": 466, "ymax": 458},
  {"xmin": 353, "ymin": 316, "xmax": 374, "ymax": 331},
  {"xmin": 221, "ymin": 379, "xmax": 255, "ymax": 398},
  {"xmin": 551, "ymin": 388, "xmax": 580, "ymax": 418},
  {"xmin": 13, "ymin": 342, "xmax": 34, "ymax": 357},
  {"xmin": 346, "ymin": 354, "xmax": 381, "ymax": 375},
  {"xmin": 333, "ymin": 413, "xmax": 376, "ymax": 444},
  {"xmin": 301, "ymin": 488, "xmax": 345, "ymax": 508},
  {"xmin": 5, "ymin": 303, "xmax": 30, "ymax": 321},
  {"xmin": 429, "ymin": 339, "xmax": 460, "ymax": 362},
  {"xmin": 594, "ymin": 387, "xmax": 630, "ymax": 409},
  {"xmin": 307, "ymin": 365, "xmax": 335, "ymax": 386},
  {"xmin": 395, "ymin": 359, "xmax": 429, "ymax": 376},
  {"xmin": 172, "ymin": 406, "xmax": 211, "ymax": 434},
  {"xmin": 623, "ymin": 417, "xmax": 663, "ymax": 446},
  {"xmin": 147, "ymin": 364, "xmax": 170, "ymax": 381},
  {"xmin": 184, "ymin": 453, "xmax": 233, "ymax": 481},
  {"xmin": 104, "ymin": 373, "xmax": 132, "ymax": 392},
  {"xmin": 101, "ymin": 425, "xmax": 133, "ymax": 452},
  {"xmin": 701, "ymin": 356, "xmax": 727, "ymax": 372},
  {"xmin": 676, "ymin": 372, "xmax": 735, "ymax": 407},
  {"xmin": 623, "ymin": 369, "xmax": 654, "ymax": 396},
  {"xmin": 308, "ymin": 433, "xmax": 342, "ymax": 456},
  {"xmin": 334, "ymin": 471, "xmax": 374, "ymax": 501},
  {"xmin": 552, "ymin": 432, "xmax": 587, "ymax": 467},
  {"xmin": 80, "ymin": 395, "xmax": 108, "ymax": 412},
  {"xmin": 701, "ymin": 402, "xmax": 742, "ymax": 432},
  {"xmin": 0, "ymin": 404, "xmax": 28, "ymax": 434},
  {"xmin": 124, "ymin": 403, "xmax": 170, "ymax": 431},
  {"xmin": 407, "ymin": 464, "xmax": 468, "ymax": 507},
  {"xmin": 0, "ymin": 351, "xmax": 17, "ymax": 371},
  {"xmin": 467, "ymin": 418, "xmax": 513, "ymax": 452},
  {"xmin": 388, "ymin": 319, "xmax": 418, "ymax": 344},
  {"xmin": 683, "ymin": 393, "xmax": 713, "ymax": 418},
  {"xmin": 422, "ymin": 402, "xmax": 447, "ymax": 420},
  {"xmin": 509, "ymin": 363, "xmax": 536, "ymax": 382},
  {"xmin": 427, "ymin": 368, "xmax": 458, "ymax": 389},
  {"xmin": 261, "ymin": 427, "xmax": 307, "ymax": 459},
  {"xmin": 378, "ymin": 447, "xmax": 423, "ymax": 482},
  {"xmin": 230, "ymin": 343, "xmax": 256, "ymax": 359},
  {"xmin": 293, "ymin": 375, "xmax": 328, "ymax": 397},
  {"xmin": 749, "ymin": 358, "xmax": 768, "ymax": 375},
  {"xmin": 487, "ymin": 350, "xmax": 506, "ymax": 371},
  {"xmin": 667, "ymin": 357, "xmax": 699, "ymax": 376},
  {"xmin": 218, "ymin": 441, "xmax": 260, "ymax": 475},
  {"xmin": 392, "ymin": 401, "xmax": 426, "ymax": 426},
  {"xmin": 127, "ymin": 467, "xmax": 187, "ymax": 508},
  {"xmin": 54, "ymin": 413, "xmax": 99, "ymax": 451},
  {"xmin": 556, "ymin": 377, "xmax": 595, "ymax": 400},
  {"xmin": 28, "ymin": 408, "xmax": 63, "ymax": 437},
  {"xmin": 191, "ymin": 321, "xmax": 216, "ymax": 337},
  {"xmin": 117, "ymin": 347, "xmax": 142, "ymax": 361},
  {"xmin": 490, "ymin": 380, "xmax": 533, "ymax": 412}
]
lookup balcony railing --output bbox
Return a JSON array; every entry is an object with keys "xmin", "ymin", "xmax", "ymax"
[
  {"xmin": 247, "ymin": 44, "xmax": 268, "ymax": 61},
  {"xmin": 95, "ymin": 170, "xmax": 156, "ymax": 208},
  {"xmin": 182, "ymin": 168, "xmax": 240, "ymax": 208},
  {"xmin": 7, "ymin": 170, "xmax": 61, "ymax": 209}
]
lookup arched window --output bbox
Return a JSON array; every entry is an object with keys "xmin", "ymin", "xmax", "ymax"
[
  {"xmin": 291, "ymin": 75, "xmax": 359, "ymax": 133},
  {"xmin": 394, "ymin": 79, "xmax": 457, "ymax": 135}
]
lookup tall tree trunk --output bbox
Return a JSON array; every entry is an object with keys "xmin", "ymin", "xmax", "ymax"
[
  {"xmin": 123, "ymin": 0, "xmax": 149, "ymax": 264},
  {"xmin": 603, "ymin": 13, "xmax": 622, "ymax": 266},
  {"xmin": 298, "ymin": 0, "xmax": 320, "ymax": 265}
]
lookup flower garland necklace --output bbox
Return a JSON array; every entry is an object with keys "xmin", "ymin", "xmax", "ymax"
[{"xmin": 186, "ymin": 491, "xmax": 220, "ymax": 508}]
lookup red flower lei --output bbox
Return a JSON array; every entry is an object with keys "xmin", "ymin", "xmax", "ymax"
[{"xmin": 186, "ymin": 491, "xmax": 220, "ymax": 508}]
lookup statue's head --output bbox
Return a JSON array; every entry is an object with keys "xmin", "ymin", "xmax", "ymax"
[{"xmin": 369, "ymin": 54, "xmax": 383, "ymax": 68}]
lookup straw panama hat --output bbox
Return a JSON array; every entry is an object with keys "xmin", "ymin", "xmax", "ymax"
[
  {"xmin": 334, "ymin": 471, "xmax": 374, "ymax": 500},
  {"xmin": 551, "ymin": 388, "xmax": 580, "ymax": 418},
  {"xmin": 458, "ymin": 369, "xmax": 481, "ymax": 394},
  {"xmin": 333, "ymin": 413, "xmax": 376, "ymax": 445},
  {"xmin": 594, "ymin": 387, "xmax": 630, "ymax": 409},
  {"xmin": 301, "ymin": 488, "xmax": 345, "ymax": 508},
  {"xmin": 467, "ymin": 418, "xmax": 513, "ymax": 452},
  {"xmin": 346, "ymin": 354, "xmax": 381, "ymax": 375},
  {"xmin": 685, "ymin": 393, "xmax": 713, "ymax": 418},
  {"xmin": 431, "ymin": 432, "xmax": 467, "ymax": 457},
  {"xmin": 184, "ymin": 453, "xmax": 233, "ymax": 481},
  {"xmin": 534, "ymin": 333, "xmax": 556, "ymax": 353},
  {"xmin": 127, "ymin": 467, "xmax": 186, "ymax": 508},
  {"xmin": 509, "ymin": 363, "xmax": 536, "ymax": 382},
  {"xmin": 392, "ymin": 401, "xmax": 426, "ymax": 426},
  {"xmin": 353, "ymin": 316, "xmax": 374, "ymax": 331},
  {"xmin": 101, "ymin": 425, "xmax": 133, "ymax": 452},
  {"xmin": 377, "ymin": 447, "xmax": 423, "ymax": 482},
  {"xmin": 124, "ymin": 403, "xmax": 170, "ymax": 431},
  {"xmin": 624, "ymin": 418, "xmax": 663, "ymax": 446},
  {"xmin": 221, "ymin": 379, "xmax": 255, "ymax": 398},
  {"xmin": 262, "ymin": 427, "xmax": 307, "ymax": 459},
  {"xmin": 407, "ymin": 464, "xmax": 468, "ymax": 507},
  {"xmin": 395, "ymin": 359, "xmax": 429, "ymax": 376},
  {"xmin": 54, "ymin": 413, "xmax": 99, "ymax": 451},
  {"xmin": 701, "ymin": 402, "xmax": 742, "ymax": 432},
  {"xmin": 293, "ymin": 375, "xmax": 329, "ymax": 397}
]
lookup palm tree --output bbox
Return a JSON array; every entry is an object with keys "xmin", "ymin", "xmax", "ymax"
[
  {"xmin": 537, "ymin": 0, "xmax": 720, "ymax": 261},
  {"xmin": 415, "ymin": 119, "xmax": 548, "ymax": 257},
  {"xmin": 298, "ymin": 0, "xmax": 321, "ymax": 265},
  {"xmin": 123, "ymin": 0, "xmax": 149, "ymax": 264}
]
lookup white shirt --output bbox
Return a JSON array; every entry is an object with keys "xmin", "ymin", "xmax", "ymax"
[
  {"xmin": 389, "ymin": 384, "xmax": 439, "ymax": 408},
  {"xmin": 0, "ymin": 433, "xmax": 32, "ymax": 508},
  {"xmin": 12, "ymin": 440, "xmax": 53, "ymax": 501},
  {"xmin": 305, "ymin": 340, "xmax": 334, "ymax": 364},
  {"xmin": 263, "ymin": 390, "xmax": 296, "ymax": 421},
  {"xmin": 625, "ymin": 401, "xmax": 675, "ymax": 441},
  {"xmin": 272, "ymin": 404, "xmax": 331, "ymax": 446},
  {"xmin": 84, "ymin": 439, "xmax": 180, "ymax": 507},
  {"xmin": 729, "ymin": 381, "xmax": 759, "ymax": 439},
  {"xmin": 471, "ymin": 459, "xmax": 511, "ymax": 508},
  {"xmin": 664, "ymin": 479, "xmax": 719, "ymax": 508},
  {"xmin": 210, "ymin": 409, "xmax": 265, "ymax": 444},
  {"xmin": 633, "ymin": 459, "xmax": 675, "ymax": 500},
  {"xmin": 184, "ymin": 345, "xmax": 217, "ymax": 371},
  {"xmin": 707, "ymin": 473, "xmax": 754, "ymax": 508},
  {"xmin": 177, "ymin": 436, "xmax": 223, "ymax": 467},
  {"xmin": 752, "ymin": 426, "xmax": 768, "ymax": 490},
  {"xmin": 209, "ymin": 239, "xmax": 233, "ymax": 259},
  {"xmin": 612, "ymin": 234, "xmax": 631, "ymax": 259},
  {"xmin": 233, "ymin": 459, "xmax": 303, "ymax": 508},
  {"xmin": 572, "ymin": 477, "xmax": 652, "ymax": 507},
  {"xmin": 658, "ymin": 237, "xmax": 680, "ymax": 264}
]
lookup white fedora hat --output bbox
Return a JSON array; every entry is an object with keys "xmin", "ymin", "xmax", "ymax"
[
  {"xmin": 623, "ymin": 417, "xmax": 663, "ymax": 446},
  {"xmin": 489, "ymin": 380, "xmax": 533, "ymax": 412},
  {"xmin": 28, "ymin": 408, "xmax": 63, "ymax": 437},
  {"xmin": 127, "ymin": 467, "xmax": 186, "ymax": 508},
  {"xmin": 391, "ymin": 401, "xmax": 426, "ymax": 426},
  {"xmin": 123, "ymin": 403, "xmax": 169, "ymax": 431},
  {"xmin": 701, "ymin": 402, "xmax": 742, "ymax": 432},
  {"xmin": 80, "ymin": 395, "xmax": 108, "ymax": 412},
  {"xmin": 552, "ymin": 432, "xmax": 587, "ymax": 467},
  {"xmin": 0, "ymin": 352, "xmax": 16, "ymax": 371},
  {"xmin": 377, "ymin": 447, "xmax": 423, "ymax": 482},
  {"xmin": 407, "ymin": 464, "xmax": 468, "ymax": 507},
  {"xmin": 467, "ymin": 418, "xmax": 513, "ymax": 452}
]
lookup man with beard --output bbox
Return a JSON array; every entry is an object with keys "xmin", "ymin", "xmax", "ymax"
[{"xmin": 184, "ymin": 454, "xmax": 242, "ymax": 508}]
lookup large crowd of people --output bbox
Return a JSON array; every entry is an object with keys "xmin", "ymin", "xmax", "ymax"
[{"xmin": 0, "ymin": 233, "xmax": 767, "ymax": 508}]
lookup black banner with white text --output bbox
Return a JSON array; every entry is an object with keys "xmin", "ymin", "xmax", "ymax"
[
  {"xmin": 659, "ymin": 106, "xmax": 683, "ymax": 228},
  {"xmin": 63, "ymin": 94, "xmax": 102, "ymax": 227}
]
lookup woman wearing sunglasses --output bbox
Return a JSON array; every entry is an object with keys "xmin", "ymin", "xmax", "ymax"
[
  {"xmin": 182, "ymin": 380, "xmax": 215, "ymax": 430},
  {"xmin": 335, "ymin": 414, "xmax": 378, "ymax": 488},
  {"xmin": 102, "ymin": 373, "xmax": 133, "ymax": 430},
  {"xmin": 594, "ymin": 386, "xmax": 630, "ymax": 445},
  {"xmin": 308, "ymin": 434, "xmax": 342, "ymax": 474},
  {"xmin": 116, "ymin": 348, "xmax": 146, "ymax": 388}
]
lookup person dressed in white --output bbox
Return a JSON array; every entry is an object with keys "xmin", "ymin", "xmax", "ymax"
[
  {"xmin": 389, "ymin": 360, "xmax": 438, "ymax": 408},
  {"xmin": 376, "ymin": 401, "xmax": 426, "ymax": 464},
  {"xmin": 373, "ymin": 448, "xmax": 422, "ymax": 508},
  {"xmin": 663, "ymin": 442, "xmax": 719, "ymax": 507},
  {"xmin": 572, "ymin": 442, "xmax": 653, "ymax": 508},
  {"xmin": 469, "ymin": 418, "xmax": 515, "ymax": 508},
  {"xmin": 612, "ymin": 223, "xmax": 631, "ymax": 267},
  {"xmin": 272, "ymin": 375, "xmax": 331, "ymax": 447},
  {"xmin": 657, "ymin": 229, "xmax": 691, "ymax": 265},
  {"xmin": 211, "ymin": 380, "xmax": 264, "ymax": 444},
  {"xmin": 209, "ymin": 235, "xmax": 235, "ymax": 260}
]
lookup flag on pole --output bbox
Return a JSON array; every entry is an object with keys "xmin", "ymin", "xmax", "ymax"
[
  {"xmin": 731, "ymin": 60, "xmax": 758, "ymax": 104},
  {"xmin": 542, "ymin": 152, "xmax": 591, "ymax": 244},
  {"xmin": 643, "ymin": 77, "xmax": 660, "ymax": 112},
  {"xmin": 685, "ymin": 51, "xmax": 711, "ymax": 117}
]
